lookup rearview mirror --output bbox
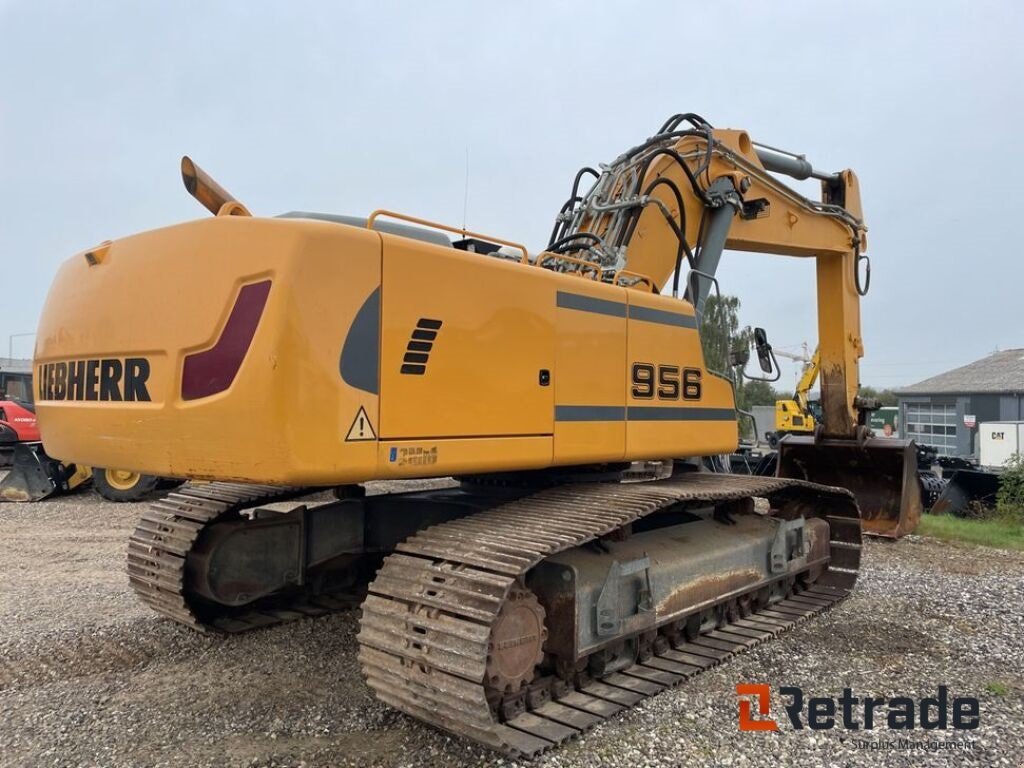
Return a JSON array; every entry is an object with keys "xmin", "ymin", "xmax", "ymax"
[{"xmin": 753, "ymin": 327, "xmax": 773, "ymax": 374}]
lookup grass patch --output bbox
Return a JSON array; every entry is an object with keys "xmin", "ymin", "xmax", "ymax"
[
  {"xmin": 985, "ymin": 681, "xmax": 1009, "ymax": 696},
  {"xmin": 917, "ymin": 514, "xmax": 1024, "ymax": 551}
]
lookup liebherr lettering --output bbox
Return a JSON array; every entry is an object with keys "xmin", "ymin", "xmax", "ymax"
[{"xmin": 37, "ymin": 358, "xmax": 151, "ymax": 402}]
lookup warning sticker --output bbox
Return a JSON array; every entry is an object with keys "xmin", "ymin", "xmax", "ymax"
[{"xmin": 345, "ymin": 406, "xmax": 377, "ymax": 442}]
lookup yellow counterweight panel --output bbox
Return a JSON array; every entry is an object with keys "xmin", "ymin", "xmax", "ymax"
[
  {"xmin": 376, "ymin": 436, "xmax": 553, "ymax": 478},
  {"xmin": 379, "ymin": 235, "xmax": 555, "ymax": 440},
  {"xmin": 35, "ymin": 217, "xmax": 385, "ymax": 485},
  {"xmin": 273, "ymin": 222, "xmax": 381, "ymax": 484},
  {"xmin": 624, "ymin": 292, "xmax": 737, "ymax": 459},
  {"xmin": 552, "ymin": 282, "xmax": 627, "ymax": 465}
]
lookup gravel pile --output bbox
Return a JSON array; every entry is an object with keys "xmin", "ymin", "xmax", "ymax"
[{"xmin": 1, "ymin": 486, "xmax": 1021, "ymax": 767}]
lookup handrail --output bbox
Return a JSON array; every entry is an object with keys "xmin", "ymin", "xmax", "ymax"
[
  {"xmin": 366, "ymin": 209, "xmax": 530, "ymax": 263},
  {"xmin": 612, "ymin": 269, "xmax": 657, "ymax": 292},
  {"xmin": 536, "ymin": 252, "xmax": 602, "ymax": 280},
  {"xmin": 365, "ymin": 209, "xmax": 659, "ymax": 291}
]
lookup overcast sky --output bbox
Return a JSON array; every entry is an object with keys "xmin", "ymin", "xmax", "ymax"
[{"xmin": 2, "ymin": 1, "xmax": 1021, "ymax": 389}]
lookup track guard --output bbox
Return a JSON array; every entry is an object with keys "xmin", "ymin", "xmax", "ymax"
[{"xmin": 776, "ymin": 435, "xmax": 922, "ymax": 538}]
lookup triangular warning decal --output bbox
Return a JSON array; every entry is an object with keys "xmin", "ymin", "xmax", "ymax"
[{"xmin": 345, "ymin": 406, "xmax": 377, "ymax": 442}]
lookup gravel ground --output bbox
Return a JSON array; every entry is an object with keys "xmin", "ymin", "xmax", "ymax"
[{"xmin": 1, "ymin": 483, "xmax": 1022, "ymax": 768}]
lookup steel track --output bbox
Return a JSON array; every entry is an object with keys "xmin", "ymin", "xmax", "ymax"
[
  {"xmin": 357, "ymin": 473, "xmax": 861, "ymax": 757},
  {"xmin": 126, "ymin": 474, "xmax": 860, "ymax": 757},
  {"xmin": 126, "ymin": 482, "xmax": 359, "ymax": 632}
]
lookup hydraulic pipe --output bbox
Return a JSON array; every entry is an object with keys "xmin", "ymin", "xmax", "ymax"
[
  {"xmin": 755, "ymin": 147, "xmax": 838, "ymax": 182},
  {"xmin": 688, "ymin": 178, "xmax": 740, "ymax": 324}
]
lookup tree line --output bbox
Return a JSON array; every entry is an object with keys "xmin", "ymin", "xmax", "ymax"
[{"xmin": 698, "ymin": 294, "xmax": 897, "ymax": 410}]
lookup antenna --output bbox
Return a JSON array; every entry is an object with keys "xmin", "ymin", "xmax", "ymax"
[{"xmin": 462, "ymin": 147, "xmax": 470, "ymax": 235}]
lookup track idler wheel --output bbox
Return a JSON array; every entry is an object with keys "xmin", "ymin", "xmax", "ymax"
[{"xmin": 486, "ymin": 584, "xmax": 547, "ymax": 694}]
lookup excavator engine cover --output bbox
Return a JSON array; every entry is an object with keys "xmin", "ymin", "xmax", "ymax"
[{"xmin": 776, "ymin": 435, "xmax": 922, "ymax": 538}]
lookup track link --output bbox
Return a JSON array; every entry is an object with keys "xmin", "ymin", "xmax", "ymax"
[{"xmin": 357, "ymin": 473, "xmax": 861, "ymax": 757}]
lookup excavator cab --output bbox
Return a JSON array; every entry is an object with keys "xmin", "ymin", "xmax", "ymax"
[{"xmin": 776, "ymin": 434, "xmax": 922, "ymax": 538}]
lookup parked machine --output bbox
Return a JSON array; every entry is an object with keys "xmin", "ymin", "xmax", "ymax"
[
  {"xmin": 0, "ymin": 384, "xmax": 93, "ymax": 501},
  {"xmin": 770, "ymin": 348, "xmax": 820, "ymax": 446},
  {"xmin": 0, "ymin": 440, "xmax": 166, "ymax": 502},
  {"xmin": 920, "ymin": 422, "xmax": 1020, "ymax": 516},
  {"xmin": 0, "ymin": 377, "xmax": 165, "ymax": 502},
  {"xmin": 30, "ymin": 113, "xmax": 921, "ymax": 755},
  {"xmin": 0, "ymin": 398, "xmax": 39, "ymax": 467}
]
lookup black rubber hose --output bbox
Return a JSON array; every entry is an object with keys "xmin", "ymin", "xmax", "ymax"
[
  {"xmin": 547, "ymin": 167, "xmax": 600, "ymax": 246},
  {"xmin": 571, "ymin": 167, "xmax": 599, "ymax": 201},
  {"xmin": 642, "ymin": 177, "xmax": 694, "ymax": 296},
  {"xmin": 548, "ymin": 232, "xmax": 604, "ymax": 254},
  {"xmin": 619, "ymin": 129, "xmax": 708, "ymax": 163},
  {"xmin": 638, "ymin": 147, "xmax": 711, "ymax": 205},
  {"xmin": 694, "ymin": 207, "xmax": 707, "ymax": 259},
  {"xmin": 615, "ymin": 146, "xmax": 708, "ymax": 249},
  {"xmin": 658, "ymin": 113, "xmax": 712, "ymax": 133},
  {"xmin": 547, "ymin": 197, "xmax": 579, "ymax": 247},
  {"xmin": 854, "ymin": 239, "xmax": 871, "ymax": 296},
  {"xmin": 688, "ymin": 207, "xmax": 708, "ymax": 296}
]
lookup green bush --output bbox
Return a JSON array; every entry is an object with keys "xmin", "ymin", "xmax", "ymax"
[{"xmin": 996, "ymin": 453, "xmax": 1024, "ymax": 523}]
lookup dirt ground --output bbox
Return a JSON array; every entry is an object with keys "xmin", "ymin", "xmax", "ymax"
[{"xmin": 1, "ymin": 484, "xmax": 1022, "ymax": 768}]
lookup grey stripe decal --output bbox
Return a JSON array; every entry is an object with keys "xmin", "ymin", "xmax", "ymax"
[
  {"xmin": 628, "ymin": 305, "xmax": 697, "ymax": 329},
  {"xmin": 555, "ymin": 405, "xmax": 735, "ymax": 422},
  {"xmin": 556, "ymin": 291, "xmax": 627, "ymax": 318},
  {"xmin": 627, "ymin": 406, "xmax": 736, "ymax": 421},
  {"xmin": 555, "ymin": 405, "xmax": 627, "ymax": 421},
  {"xmin": 339, "ymin": 286, "xmax": 380, "ymax": 394},
  {"xmin": 556, "ymin": 291, "xmax": 697, "ymax": 329}
]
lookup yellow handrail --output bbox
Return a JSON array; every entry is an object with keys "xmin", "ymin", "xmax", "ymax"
[
  {"xmin": 537, "ymin": 252, "xmax": 602, "ymax": 280},
  {"xmin": 366, "ymin": 209, "xmax": 530, "ymax": 263},
  {"xmin": 612, "ymin": 269, "xmax": 657, "ymax": 292}
]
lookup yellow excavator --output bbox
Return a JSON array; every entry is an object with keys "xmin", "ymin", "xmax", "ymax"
[
  {"xmin": 770, "ymin": 348, "xmax": 820, "ymax": 445},
  {"xmin": 32, "ymin": 113, "xmax": 921, "ymax": 756}
]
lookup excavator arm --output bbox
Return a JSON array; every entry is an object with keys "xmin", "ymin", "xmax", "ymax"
[
  {"xmin": 547, "ymin": 114, "xmax": 919, "ymax": 536},
  {"xmin": 794, "ymin": 349, "xmax": 821, "ymax": 414}
]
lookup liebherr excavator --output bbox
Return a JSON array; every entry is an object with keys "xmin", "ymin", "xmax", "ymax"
[{"xmin": 33, "ymin": 113, "xmax": 921, "ymax": 756}]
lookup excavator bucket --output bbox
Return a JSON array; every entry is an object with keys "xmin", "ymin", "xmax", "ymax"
[
  {"xmin": 930, "ymin": 469, "xmax": 1001, "ymax": 516},
  {"xmin": 0, "ymin": 443, "xmax": 90, "ymax": 502},
  {"xmin": 776, "ymin": 435, "xmax": 922, "ymax": 538}
]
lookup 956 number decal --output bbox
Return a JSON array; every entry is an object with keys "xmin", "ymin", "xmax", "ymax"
[{"xmin": 631, "ymin": 363, "xmax": 702, "ymax": 401}]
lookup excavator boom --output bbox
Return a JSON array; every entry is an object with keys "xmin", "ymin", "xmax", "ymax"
[{"xmin": 546, "ymin": 114, "xmax": 920, "ymax": 536}]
